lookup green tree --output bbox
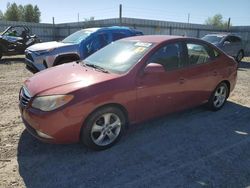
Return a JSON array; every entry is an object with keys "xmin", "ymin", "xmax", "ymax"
[
  {"xmin": 4, "ymin": 2, "xmax": 20, "ymax": 21},
  {"xmin": 3, "ymin": 3, "xmax": 41, "ymax": 23},
  {"xmin": 205, "ymin": 14, "xmax": 231, "ymax": 29},
  {"xmin": 33, "ymin": 5, "xmax": 41, "ymax": 23},
  {"xmin": 18, "ymin": 5, "xmax": 24, "ymax": 21},
  {"xmin": 23, "ymin": 4, "xmax": 35, "ymax": 22}
]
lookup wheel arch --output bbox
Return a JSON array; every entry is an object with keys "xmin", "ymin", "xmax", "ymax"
[
  {"xmin": 220, "ymin": 80, "xmax": 231, "ymax": 98},
  {"xmin": 53, "ymin": 53, "xmax": 80, "ymax": 66},
  {"xmin": 79, "ymin": 102, "xmax": 129, "ymax": 140}
]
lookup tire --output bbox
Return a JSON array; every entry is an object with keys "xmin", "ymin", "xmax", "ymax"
[
  {"xmin": 236, "ymin": 50, "xmax": 244, "ymax": 63},
  {"xmin": 208, "ymin": 82, "xmax": 229, "ymax": 111},
  {"xmin": 81, "ymin": 106, "xmax": 126, "ymax": 150}
]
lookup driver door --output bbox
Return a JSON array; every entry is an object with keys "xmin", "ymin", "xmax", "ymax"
[{"xmin": 136, "ymin": 42, "xmax": 189, "ymax": 122}]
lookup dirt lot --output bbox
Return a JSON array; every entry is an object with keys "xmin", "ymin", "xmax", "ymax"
[{"xmin": 0, "ymin": 56, "xmax": 250, "ymax": 188}]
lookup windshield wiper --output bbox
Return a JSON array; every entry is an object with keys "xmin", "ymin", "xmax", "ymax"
[{"xmin": 82, "ymin": 62, "xmax": 109, "ymax": 73}]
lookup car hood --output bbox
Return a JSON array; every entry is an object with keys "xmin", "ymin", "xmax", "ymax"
[
  {"xmin": 27, "ymin": 41, "xmax": 73, "ymax": 51},
  {"xmin": 24, "ymin": 62, "xmax": 118, "ymax": 96},
  {"xmin": 0, "ymin": 35, "xmax": 22, "ymax": 42}
]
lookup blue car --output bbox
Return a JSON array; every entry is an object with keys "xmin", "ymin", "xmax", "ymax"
[{"xmin": 25, "ymin": 26, "xmax": 143, "ymax": 73}]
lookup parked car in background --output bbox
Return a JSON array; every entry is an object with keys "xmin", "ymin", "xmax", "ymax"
[
  {"xmin": 201, "ymin": 33, "xmax": 244, "ymax": 62},
  {"xmin": 0, "ymin": 26, "xmax": 40, "ymax": 59},
  {"xmin": 19, "ymin": 35, "xmax": 237, "ymax": 150},
  {"xmin": 25, "ymin": 26, "xmax": 143, "ymax": 73}
]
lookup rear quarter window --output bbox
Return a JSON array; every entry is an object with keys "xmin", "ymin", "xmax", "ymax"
[{"xmin": 187, "ymin": 43, "xmax": 212, "ymax": 65}]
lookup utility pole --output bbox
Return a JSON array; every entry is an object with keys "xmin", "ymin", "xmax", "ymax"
[
  {"xmin": 188, "ymin": 13, "xmax": 190, "ymax": 24},
  {"xmin": 119, "ymin": 4, "xmax": 122, "ymax": 26},
  {"xmin": 77, "ymin": 13, "xmax": 80, "ymax": 28},
  {"xmin": 52, "ymin": 17, "xmax": 56, "ymax": 40},
  {"xmin": 227, "ymin": 17, "xmax": 231, "ymax": 32}
]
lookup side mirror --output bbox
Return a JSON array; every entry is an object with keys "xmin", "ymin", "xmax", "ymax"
[
  {"xmin": 223, "ymin": 41, "xmax": 230, "ymax": 46},
  {"xmin": 144, "ymin": 63, "xmax": 165, "ymax": 74}
]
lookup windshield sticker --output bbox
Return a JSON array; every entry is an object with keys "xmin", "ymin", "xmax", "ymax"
[
  {"xmin": 134, "ymin": 42, "xmax": 152, "ymax": 48},
  {"xmin": 133, "ymin": 47, "xmax": 147, "ymax": 53}
]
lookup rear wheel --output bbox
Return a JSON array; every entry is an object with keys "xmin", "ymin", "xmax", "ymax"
[
  {"xmin": 81, "ymin": 106, "xmax": 126, "ymax": 150},
  {"xmin": 208, "ymin": 82, "xmax": 229, "ymax": 111}
]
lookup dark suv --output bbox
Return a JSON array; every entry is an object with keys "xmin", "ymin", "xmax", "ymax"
[{"xmin": 202, "ymin": 33, "xmax": 244, "ymax": 62}]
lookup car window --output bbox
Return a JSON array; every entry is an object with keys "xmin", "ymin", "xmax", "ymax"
[
  {"xmin": 98, "ymin": 33, "xmax": 110, "ymax": 48},
  {"xmin": 148, "ymin": 42, "xmax": 184, "ymax": 71},
  {"xmin": 85, "ymin": 33, "xmax": 109, "ymax": 56},
  {"xmin": 187, "ymin": 43, "xmax": 211, "ymax": 65},
  {"xmin": 84, "ymin": 40, "xmax": 154, "ymax": 74},
  {"xmin": 202, "ymin": 35, "xmax": 223, "ymax": 43},
  {"xmin": 224, "ymin": 37, "xmax": 232, "ymax": 43},
  {"xmin": 62, "ymin": 29, "xmax": 94, "ymax": 43},
  {"xmin": 4, "ymin": 27, "xmax": 25, "ymax": 37},
  {"xmin": 224, "ymin": 36, "xmax": 241, "ymax": 43},
  {"xmin": 230, "ymin": 36, "xmax": 241, "ymax": 43},
  {"xmin": 112, "ymin": 32, "xmax": 128, "ymax": 41}
]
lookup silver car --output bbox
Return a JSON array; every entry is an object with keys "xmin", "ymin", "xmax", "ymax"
[
  {"xmin": 202, "ymin": 33, "xmax": 244, "ymax": 62},
  {"xmin": 25, "ymin": 26, "xmax": 143, "ymax": 73}
]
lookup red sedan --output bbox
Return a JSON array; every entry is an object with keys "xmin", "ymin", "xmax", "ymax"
[{"xmin": 19, "ymin": 35, "xmax": 237, "ymax": 150}]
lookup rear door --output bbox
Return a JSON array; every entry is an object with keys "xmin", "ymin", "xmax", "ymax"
[{"xmin": 181, "ymin": 40, "xmax": 221, "ymax": 107}]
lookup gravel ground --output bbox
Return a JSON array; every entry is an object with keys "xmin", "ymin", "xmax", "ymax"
[{"xmin": 0, "ymin": 56, "xmax": 250, "ymax": 188}]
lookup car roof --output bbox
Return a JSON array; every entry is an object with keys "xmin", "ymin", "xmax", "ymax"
[
  {"xmin": 121, "ymin": 35, "xmax": 188, "ymax": 43},
  {"xmin": 82, "ymin": 26, "xmax": 138, "ymax": 33}
]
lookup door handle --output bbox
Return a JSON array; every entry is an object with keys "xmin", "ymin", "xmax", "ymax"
[
  {"xmin": 213, "ymin": 71, "xmax": 218, "ymax": 76},
  {"xmin": 179, "ymin": 78, "xmax": 185, "ymax": 84}
]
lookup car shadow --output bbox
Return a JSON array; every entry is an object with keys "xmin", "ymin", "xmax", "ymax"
[
  {"xmin": 0, "ymin": 57, "xmax": 25, "ymax": 64},
  {"xmin": 17, "ymin": 101, "xmax": 250, "ymax": 188}
]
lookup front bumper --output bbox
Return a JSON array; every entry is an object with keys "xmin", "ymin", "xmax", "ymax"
[
  {"xmin": 25, "ymin": 58, "xmax": 40, "ymax": 73},
  {"xmin": 24, "ymin": 51, "xmax": 47, "ymax": 73},
  {"xmin": 19, "ymin": 104, "xmax": 83, "ymax": 144}
]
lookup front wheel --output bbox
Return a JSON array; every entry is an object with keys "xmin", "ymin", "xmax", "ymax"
[
  {"xmin": 208, "ymin": 82, "xmax": 229, "ymax": 111},
  {"xmin": 81, "ymin": 106, "xmax": 126, "ymax": 150}
]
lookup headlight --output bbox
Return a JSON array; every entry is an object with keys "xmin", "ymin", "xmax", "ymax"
[
  {"xmin": 34, "ymin": 48, "xmax": 55, "ymax": 56},
  {"xmin": 32, "ymin": 95, "xmax": 74, "ymax": 111}
]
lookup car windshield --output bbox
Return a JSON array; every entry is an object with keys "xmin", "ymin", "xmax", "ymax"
[
  {"xmin": 62, "ymin": 29, "xmax": 94, "ymax": 43},
  {"xmin": 202, "ymin": 35, "xmax": 224, "ymax": 43},
  {"xmin": 83, "ymin": 40, "xmax": 154, "ymax": 74}
]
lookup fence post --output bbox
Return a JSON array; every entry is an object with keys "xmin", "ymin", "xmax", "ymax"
[{"xmin": 197, "ymin": 29, "xmax": 200, "ymax": 38}]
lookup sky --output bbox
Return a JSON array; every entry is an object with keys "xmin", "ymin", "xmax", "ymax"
[{"xmin": 0, "ymin": 0, "xmax": 249, "ymax": 26}]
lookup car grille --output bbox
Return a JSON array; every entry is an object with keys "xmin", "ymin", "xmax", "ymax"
[
  {"xmin": 19, "ymin": 87, "xmax": 31, "ymax": 108},
  {"xmin": 25, "ymin": 52, "xmax": 34, "ymax": 62}
]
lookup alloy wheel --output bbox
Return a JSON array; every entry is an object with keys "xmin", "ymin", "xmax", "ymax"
[
  {"xmin": 91, "ymin": 113, "xmax": 121, "ymax": 146},
  {"xmin": 213, "ymin": 85, "xmax": 227, "ymax": 108}
]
